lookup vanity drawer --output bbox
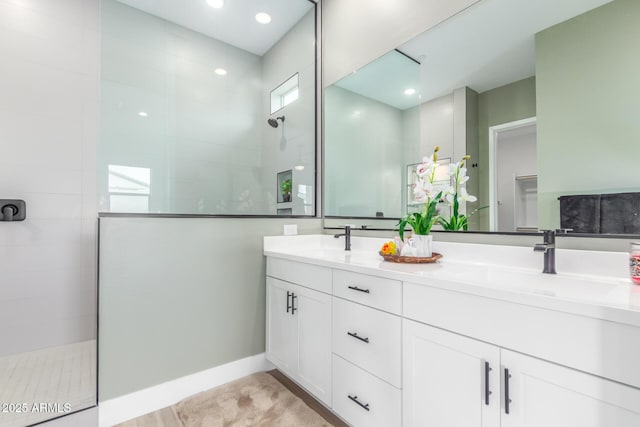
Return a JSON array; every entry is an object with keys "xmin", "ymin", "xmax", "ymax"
[
  {"xmin": 333, "ymin": 297, "xmax": 401, "ymax": 387},
  {"xmin": 266, "ymin": 257, "xmax": 332, "ymax": 294},
  {"xmin": 332, "ymin": 355, "xmax": 401, "ymax": 427},
  {"xmin": 333, "ymin": 269, "xmax": 401, "ymax": 314}
]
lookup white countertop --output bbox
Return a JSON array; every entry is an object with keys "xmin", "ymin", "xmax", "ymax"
[{"xmin": 264, "ymin": 235, "xmax": 640, "ymax": 328}]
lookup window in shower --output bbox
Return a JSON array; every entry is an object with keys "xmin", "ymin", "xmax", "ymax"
[{"xmin": 270, "ymin": 73, "xmax": 300, "ymax": 114}]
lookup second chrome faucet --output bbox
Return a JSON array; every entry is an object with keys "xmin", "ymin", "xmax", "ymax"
[
  {"xmin": 534, "ymin": 229, "xmax": 556, "ymax": 274},
  {"xmin": 534, "ymin": 229, "xmax": 572, "ymax": 274}
]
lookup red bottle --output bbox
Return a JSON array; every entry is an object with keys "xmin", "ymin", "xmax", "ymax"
[{"xmin": 631, "ymin": 242, "xmax": 640, "ymax": 285}]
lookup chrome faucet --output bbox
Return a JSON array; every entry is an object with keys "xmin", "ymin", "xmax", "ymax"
[
  {"xmin": 534, "ymin": 230, "xmax": 556, "ymax": 274},
  {"xmin": 334, "ymin": 225, "xmax": 351, "ymax": 251}
]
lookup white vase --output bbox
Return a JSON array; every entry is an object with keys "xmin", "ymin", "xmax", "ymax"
[{"xmin": 411, "ymin": 234, "xmax": 433, "ymax": 257}]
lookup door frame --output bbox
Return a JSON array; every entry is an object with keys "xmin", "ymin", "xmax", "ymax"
[{"xmin": 488, "ymin": 117, "xmax": 537, "ymax": 232}]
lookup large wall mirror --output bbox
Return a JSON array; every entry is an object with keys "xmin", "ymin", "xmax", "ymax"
[{"xmin": 324, "ymin": 0, "xmax": 640, "ymax": 236}]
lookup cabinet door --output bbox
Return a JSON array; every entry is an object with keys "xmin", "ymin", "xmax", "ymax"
[
  {"xmin": 266, "ymin": 277, "xmax": 298, "ymax": 376},
  {"xmin": 294, "ymin": 283, "xmax": 332, "ymax": 406},
  {"xmin": 501, "ymin": 350, "xmax": 640, "ymax": 427},
  {"xmin": 403, "ymin": 319, "xmax": 501, "ymax": 427}
]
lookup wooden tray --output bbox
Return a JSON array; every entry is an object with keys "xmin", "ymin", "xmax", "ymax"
[{"xmin": 378, "ymin": 251, "xmax": 442, "ymax": 264}]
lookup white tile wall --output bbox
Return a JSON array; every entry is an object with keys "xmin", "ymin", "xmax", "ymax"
[
  {"xmin": 324, "ymin": 85, "xmax": 408, "ymax": 217},
  {"xmin": 0, "ymin": 0, "xmax": 98, "ymax": 360}
]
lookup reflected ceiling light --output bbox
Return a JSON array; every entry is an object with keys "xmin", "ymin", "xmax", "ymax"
[
  {"xmin": 295, "ymin": 165, "xmax": 305, "ymax": 171},
  {"xmin": 214, "ymin": 68, "xmax": 227, "ymax": 76},
  {"xmin": 206, "ymin": 0, "xmax": 224, "ymax": 8},
  {"xmin": 404, "ymin": 88, "xmax": 416, "ymax": 96},
  {"xmin": 138, "ymin": 111, "xmax": 148, "ymax": 117},
  {"xmin": 255, "ymin": 12, "xmax": 272, "ymax": 24}
]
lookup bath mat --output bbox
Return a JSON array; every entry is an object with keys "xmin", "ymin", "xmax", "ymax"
[{"xmin": 174, "ymin": 372, "xmax": 333, "ymax": 427}]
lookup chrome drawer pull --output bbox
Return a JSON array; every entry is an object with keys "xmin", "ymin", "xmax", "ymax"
[
  {"xmin": 348, "ymin": 394, "xmax": 370, "ymax": 411},
  {"xmin": 347, "ymin": 331, "xmax": 370, "ymax": 343},
  {"xmin": 347, "ymin": 285, "xmax": 370, "ymax": 294}
]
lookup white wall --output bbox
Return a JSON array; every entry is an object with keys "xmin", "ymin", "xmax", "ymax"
[
  {"xmin": 420, "ymin": 93, "xmax": 455, "ymax": 159},
  {"xmin": 322, "ymin": 0, "xmax": 480, "ymax": 85},
  {"xmin": 0, "ymin": 0, "xmax": 98, "ymax": 356},
  {"xmin": 496, "ymin": 127, "xmax": 537, "ymax": 231},
  {"xmin": 261, "ymin": 10, "xmax": 316, "ymax": 215}
]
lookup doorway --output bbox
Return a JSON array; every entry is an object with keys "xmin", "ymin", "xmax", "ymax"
[{"xmin": 488, "ymin": 118, "xmax": 538, "ymax": 232}]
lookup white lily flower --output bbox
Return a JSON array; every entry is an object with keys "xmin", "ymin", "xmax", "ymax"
[
  {"xmin": 420, "ymin": 179, "xmax": 434, "ymax": 195},
  {"xmin": 459, "ymin": 187, "xmax": 477, "ymax": 203},
  {"xmin": 448, "ymin": 162, "xmax": 460, "ymax": 176},
  {"xmin": 416, "ymin": 158, "xmax": 434, "ymax": 178}
]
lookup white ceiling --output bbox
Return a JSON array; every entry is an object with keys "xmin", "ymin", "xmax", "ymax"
[
  {"xmin": 401, "ymin": 0, "xmax": 613, "ymax": 103},
  {"xmin": 335, "ymin": 0, "xmax": 613, "ymax": 109},
  {"xmin": 116, "ymin": 0, "xmax": 314, "ymax": 56},
  {"xmin": 334, "ymin": 50, "xmax": 421, "ymax": 110}
]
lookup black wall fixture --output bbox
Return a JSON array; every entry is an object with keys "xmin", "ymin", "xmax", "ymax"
[{"xmin": 1, "ymin": 199, "xmax": 26, "ymax": 221}]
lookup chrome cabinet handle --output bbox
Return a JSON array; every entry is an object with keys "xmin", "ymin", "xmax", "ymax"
[
  {"xmin": 286, "ymin": 291, "xmax": 292, "ymax": 313},
  {"xmin": 347, "ymin": 285, "xmax": 370, "ymax": 294},
  {"xmin": 348, "ymin": 395, "xmax": 370, "ymax": 411},
  {"xmin": 347, "ymin": 331, "xmax": 370, "ymax": 343}
]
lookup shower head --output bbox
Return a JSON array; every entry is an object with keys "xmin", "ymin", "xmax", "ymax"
[{"xmin": 268, "ymin": 116, "xmax": 285, "ymax": 128}]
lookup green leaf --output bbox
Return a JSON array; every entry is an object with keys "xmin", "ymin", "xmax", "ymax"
[{"xmin": 398, "ymin": 217, "xmax": 408, "ymax": 241}]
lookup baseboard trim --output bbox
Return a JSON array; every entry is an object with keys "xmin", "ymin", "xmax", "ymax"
[{"xmin": 98, "ymin": 353, "xmax": 273, "ymax": 427}]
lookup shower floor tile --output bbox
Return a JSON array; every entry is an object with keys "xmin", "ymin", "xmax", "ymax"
[{"xmin": 0, "ymin": 340, "xmax": 96, "ymax": 427}]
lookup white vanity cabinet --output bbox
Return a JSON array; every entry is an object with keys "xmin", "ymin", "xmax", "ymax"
[
  {"xmin": 403, "ymin": 282, "xmax": 640, "ymax": 427},
  {"xmin": 403, "ymin": 319, "xmax": 501, "ymax": 427},
  {"xmin": 501, "ymin": 350, "xmax": 640, "ymax": 427},
  {"xmin": 331, "ymin": 269, "xmax": 403, "ymax": 427},
  {"xmin": 266, "ymin": 259, "xmax": 332, "ymax": 406},
  {"xmin": 264, "ymin": 246, "xmax": 640, "ymax": 427},
  {"xmin": 403, "ymin": 319, "xmax": 640, "ymax": 427}
]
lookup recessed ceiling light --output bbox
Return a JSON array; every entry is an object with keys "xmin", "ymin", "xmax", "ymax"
[
  {"xmin": 404, "ymin": 88, "xmax": 416, "ymax": 96},
  {"xmin": 294, "ymin": 165, "xmax": 305, "ymax": 171},
  {"xmin": 255, "ymin": 12, "xmax": 272, "ymax": 24},
  {"xmin": 214, "ymin": 68, "xmax": 227, "ymax": 76},
  {"xmin": 138, "ymin": 111, "xmax": 148, "ymax": 117},
  {"xmin": 206, "ymin": 0, "xmax": 224, "ymax": 8}
]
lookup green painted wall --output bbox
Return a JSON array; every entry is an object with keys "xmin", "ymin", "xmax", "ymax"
[
  {"xmin": 476, "ymin": 77, "xmax": 537, "ymax": 230},
  {"xmin": 99, "ymin": 217, "xmax": 322, "ymax": 400},
  {"xmin": 536, "ymin": 0, "xmax": 640, "ymax": 228}
]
